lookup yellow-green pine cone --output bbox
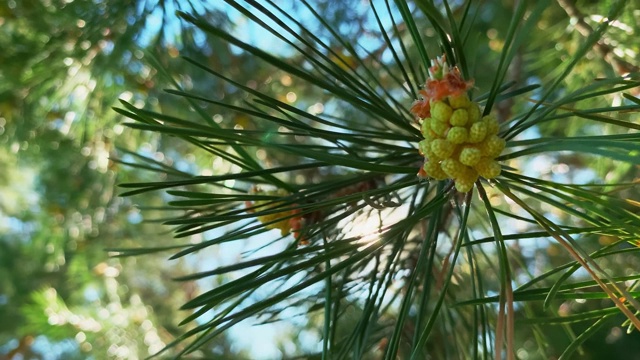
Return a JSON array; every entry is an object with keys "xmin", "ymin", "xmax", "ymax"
[
  {"xmin": 420, "ymin": 118, "xmax": 432, "ymax": 137},
  {"xmin": 475, "ymin": 158, "xmax": 501, "ymax": 179},
  {"xmin": 424, "ymin": 144, "xmax": 440, "ymax": 162},
  {"xmin": 455, "ymin": 167, "xmax": 478, "ymax": 192},
  {"xmin": 431, "ymin": 139, "xmax": 454, "ymax": 159},
  {"xmin": 468, "ymin": 103, "xmax": 481, "ymax": 123},
  {"xmin": 482, "ymin": 115, "xmax": 500, "ymax": 135},
  {"xmin": 431, "ymin": 101, "xmax": 453, "ymax": 122},
  {"xmin": 256, "ymin": 213, "xmax": 268, "ymax": 224},
  {"xmin": 430, "ymin": 120, "xmax": 450, "ymax": 137},
  {"xmin": 448, "ymin": 93, "xmax": 471, "ymax": 109},
  {"xmin": 258, "ymin": 212, "xmax": 291, "ymax": 236},
  {"xmin": 459, "ymin": 146, "xmax": 482, "ymax": 166},
  {"xmin": 418, "ymin": 139, "xmax": 430, "ymax": 156},
  {"xmin": 481, "ymin": 135, "xmax": 506, "ymax": 158},
  {"xmin": 253, "ymin": 189, "xmax": 294, "ymax": 235},
  {"xmin": 446, "ymin": 126, "xmax": 468, "ymax": 144},
  {"xmin": 455, "ymin": 179, "xmax": 474, "ymax": 193},
  {"xmin": 424, "ymin": 160, "xmax": 448, "ymax": 180},
  {"xmin": 440, "ymin": 158, "xmax": 466, "ymax": 179},
  {"xmin": 274, "ymin": 189, "xmax": 289, "ymax": 197},
  {"xmin": 275, "ymin": 220, "xmax": 292, "ymax": 235},
  {"xmin": 462, "ymin": 166, "xmax": 479, "ymax": 183},
  {"xmin": 449, "ymin": 108, "xmax": 469, "ymax": 126},
  {"xmin": 451, "ymin": 146, "xmax": 462, "ymax": 162},
  {"xmin": 419, "ymin": 139, "xmax": 440, "ymax": 162},
  {"xmin": 424, "ymin": 128, "xmax": 438, "ymax": 140},
  {"xmin": 468, "ymin": 121, "xmax": 488, "ymax": 143}
]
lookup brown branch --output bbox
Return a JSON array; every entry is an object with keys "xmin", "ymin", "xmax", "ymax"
[
  {"xmin": 557, "ymin": 0, "xmax": 639, "ymax": 76},
  {"xmin": 1, "ymin": 336, "xmax": 34, "ymax": 360}
]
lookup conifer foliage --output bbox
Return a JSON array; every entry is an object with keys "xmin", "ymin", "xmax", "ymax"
[{"xmin": 115, "ymin": 1, "xmax": 640, "ymax": 358}]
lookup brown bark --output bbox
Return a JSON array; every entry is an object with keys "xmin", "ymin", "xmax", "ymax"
[{"xmin": 557, "ymin": 0, "xmax": 639, "ymax": 76}]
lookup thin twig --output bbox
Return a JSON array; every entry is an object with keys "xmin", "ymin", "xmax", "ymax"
[
  {"xmin": 495, "ymin": 298, "xmax": 506, "ymax": 360},
  {"xmin": 498, "ymin": 183, "xmax": 640, "ymax": 331},
  {"xmin": 506, "ymin": 273, "xmax": 514, "ymax": 360},
  {"xmin": 556, "ymin": 0, "xmax": 639, "ymax": 76},
  {"xmin": 477, "ymin": 183, "xmax": 514, "ymax": 360}
]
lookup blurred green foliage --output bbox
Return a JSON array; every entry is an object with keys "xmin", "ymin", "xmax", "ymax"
[{"xmin": 0, "ymin": 0, "xmax": 249, "ymax": 358}]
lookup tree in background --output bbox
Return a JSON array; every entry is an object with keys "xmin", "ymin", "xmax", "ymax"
[
  {"xmin": 0, "ymin": 0, "xmax": 251, "ymax": 358},
  {"xmin": 115, "ymin": 1, "xmax": 640, "ymax": 359}
]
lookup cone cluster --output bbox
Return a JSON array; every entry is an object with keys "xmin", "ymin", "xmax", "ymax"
[
  {"xmin": 412, "ymin": 56, "xmax": 505, "ymax": 192},
  {"xmin": 246, "ymin": 187, "xmax": 297, "ymax": 236}
]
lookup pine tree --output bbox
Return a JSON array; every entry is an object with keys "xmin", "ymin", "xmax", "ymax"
[{"xmin": 112, "ymin": 1, "xmax": 640, "ymax": 358}]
